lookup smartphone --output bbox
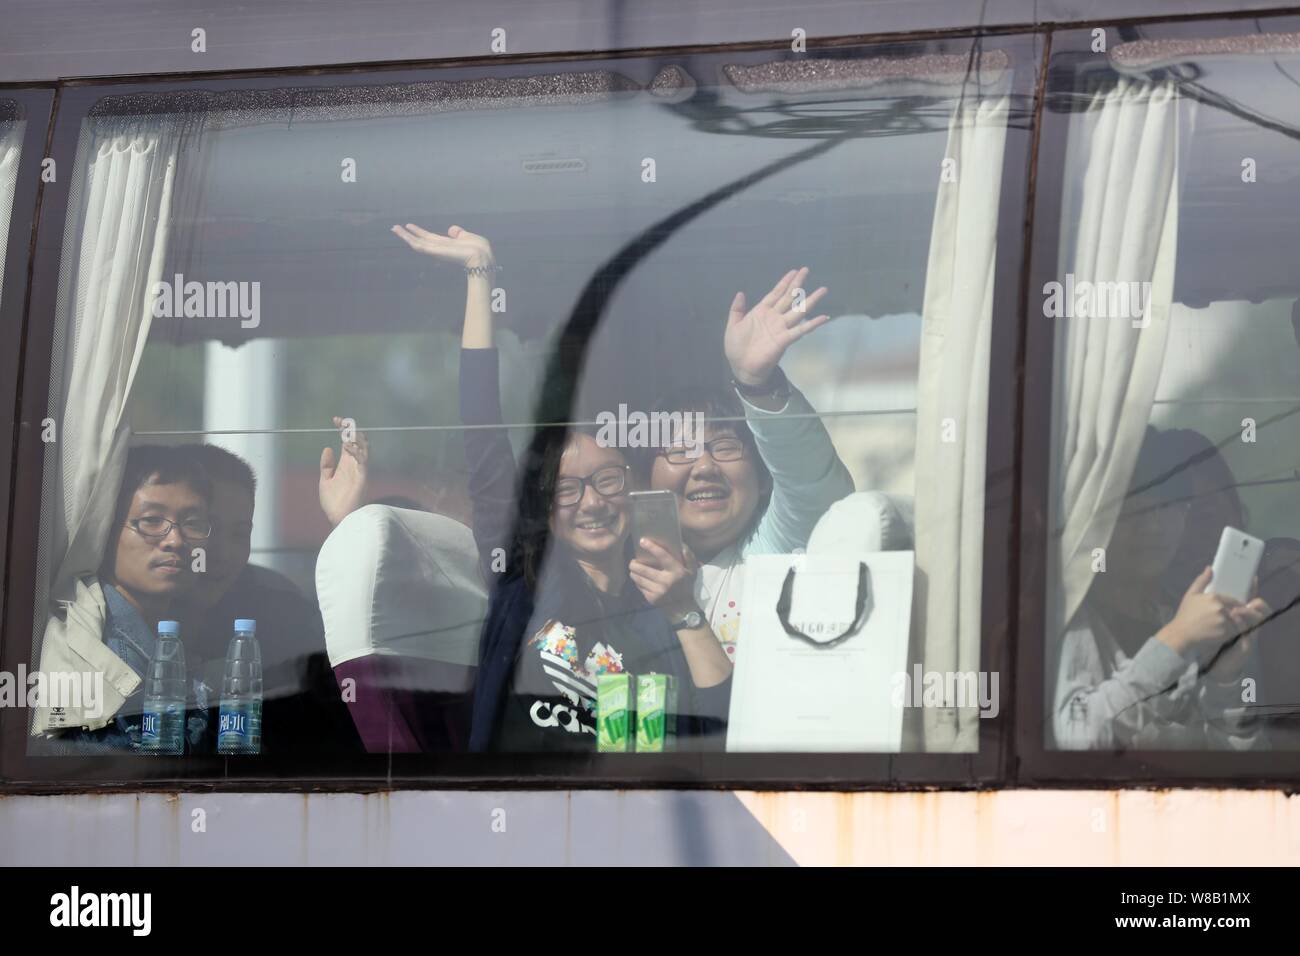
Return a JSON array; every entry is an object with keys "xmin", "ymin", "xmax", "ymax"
[
  {"xmin": 628, "ymin": 490, "xmax": 684, "ymax": 563},
  {"xmin": 1207, "ymin": 526, "xmax": 1265, "ymax": 604}
]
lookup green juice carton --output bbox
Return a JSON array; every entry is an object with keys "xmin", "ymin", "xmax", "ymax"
[
  {"xmin": 596, "ymin": 674, "xmax": 634, "ymax": 752},
  {"xmin": 636, "ymin": 673, "xmax": 677, "ymax": 752}
]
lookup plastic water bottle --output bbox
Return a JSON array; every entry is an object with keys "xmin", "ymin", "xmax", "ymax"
[
  {"xmin": 140, "ymin": 620, "xmax": 186, "ymax": 755},
  {"xmin": 217, "ymin": 619, "xmax": 262, "ymax": 755}
]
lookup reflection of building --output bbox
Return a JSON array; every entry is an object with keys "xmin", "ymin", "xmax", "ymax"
[
  {"xmin": 785, "ymin": 314, "xmax": 921, "ymax": 497},
  {"xmin": 1151, "ymin": 299, "xmax": 1300, "ymax": 541},
  {"xmin": 204, "ymin": 339, "xmax": 284, "ymax": 574}
]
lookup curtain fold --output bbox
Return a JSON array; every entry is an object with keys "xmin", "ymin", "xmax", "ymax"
[
  {"xmin": 1049, "ymin": 80, "xmax": 1183, "ymax": 642},
  {"xmin": 31, "ymin": 120, "xmax": 188, "ymax": 734},
  {"xmin": 0, "ymin": 121, "xmax": 24, "ymax": 311},
  {"xmin": 911, "ymin": 89, "xmax": 1009, "ymax": 753}
]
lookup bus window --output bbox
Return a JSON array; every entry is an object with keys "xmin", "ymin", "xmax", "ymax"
[
  {"xmin": 1042, "ymin": 26, "xmax": 1300, "ymax": 753},
  {"xmin": 15, "ymin": 34, "xmax": 1035, "ymax": 782}
]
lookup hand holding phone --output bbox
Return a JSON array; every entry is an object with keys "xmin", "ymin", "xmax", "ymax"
[
  {"xmin": 628, "ymin": 490, "xmax": 684, "ymax": 563},
  {"xmin": 1207, "ymin": 527, "xmax": 1265, "ymax": 604},
  {"xmin": 1159, "ymin": 528, "xmax": 1271, "ymax": 656}
]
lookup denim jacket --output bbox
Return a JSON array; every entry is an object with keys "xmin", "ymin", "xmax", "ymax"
[{"xmin": 44, "ymin": 584, "xmax": 213, "ymax": 755}]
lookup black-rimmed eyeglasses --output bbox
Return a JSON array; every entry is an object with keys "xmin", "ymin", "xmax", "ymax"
[
  {"xmin": 127, "ymin": 515, "xmax": 212, "ymax": 541},
  {"xmin": 659, "ymin": 437, "xmax": 746, "ymax": 466},
  {"xmin": 554, "ymin": 466, "xmax": 630, "ymax": 508}
]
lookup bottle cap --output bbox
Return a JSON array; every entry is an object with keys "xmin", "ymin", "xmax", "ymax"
[
  {"xmin": 157, "ymin": 620, "xmax": 180, "ymax": 636},
  {"xmin": 234, "ymin": 619, "xmax": 257, "ymax": 634}
]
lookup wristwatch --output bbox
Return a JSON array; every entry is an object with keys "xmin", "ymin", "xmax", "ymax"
[
  {"xmin": 732, "ymin": 367, "xmax": 790, "ymax": 404},
  {"xmin": 671, "ymin": 609, "xmax": 705, "ymax": 631}
]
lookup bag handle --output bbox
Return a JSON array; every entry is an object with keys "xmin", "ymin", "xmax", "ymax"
[{"xmin": 775, "ymin": 561, "xmax": 871, "ymax": 649}]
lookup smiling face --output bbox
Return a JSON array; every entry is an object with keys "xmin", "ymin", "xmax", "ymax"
[
  {"xmin": 649, "ymin": 421, "xmax": 766, "ymax": 561},
  {"xmin": 110, "ymin": 476, "xmax": 210, "ymax": 614},
  {"xmin": 549, "ymin": 432, "xmax": 632, "ymax": 562}
]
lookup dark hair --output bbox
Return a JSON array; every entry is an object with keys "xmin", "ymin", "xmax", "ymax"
[
  {"xmin": 1261, "ymin": 537, "xmax": 1300, "ymax": 615},
  {"xmin": 1149, "ymin": 428, "xmax": 1247, "ymax": 599},
  {"xmin": 630, "ymin": 386, "xmax": 773, "ymax": 543},
  {"xmin": 1125, "ymin": 426, "xmax": 1198, "ymax": 506},
  {"xmin": 104, "ymin": 445, "xmax": 213, "ymax": 573},
  {"xmin": 1161, "ymin": 428, "xmax": 1245, "ymax": 526},
  {"xmin": 182, "ymin": 443, "xmax": 257, "ymax": 497},
  {"xmin": 511, "ymin": 423, "xmax": 621, "ymax": 589}
]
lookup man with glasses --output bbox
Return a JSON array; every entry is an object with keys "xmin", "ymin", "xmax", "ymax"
[
  {"xmin": 53, "ymin": 445, "xmax": 217, "ymax": 753},
  {"xmin": 180, "ymin": 443, "xmax": 362, "ymax": 754}
]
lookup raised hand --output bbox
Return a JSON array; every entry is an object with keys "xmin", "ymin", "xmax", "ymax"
[
  {"xmin": 724, "ymin": 266, "xmax": 831, "ymax": 387},
  {"xmin": 391, "ymin": 223, "xmax": 494, "ymax": 269},
  {"xmin": 319, "ymin": 416, "xmax": 370, "ymax": 527}
]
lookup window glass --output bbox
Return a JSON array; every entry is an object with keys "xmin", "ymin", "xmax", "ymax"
[
  {"xmin": 1045, "ymin": 31, "xmax": 1300, "ymax": 752},
  {"xmin": 0, "ymin": 104, "xmax": 24, "ymax": 312},
  {"xmin": 19, "ymin": 41, "xmax": 1027, "ymax": 776}
]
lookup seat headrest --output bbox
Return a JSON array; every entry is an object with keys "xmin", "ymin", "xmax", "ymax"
[
  {"xmin": 807, "ymin": 490, "xmax": 915, "ymax": 554},
  {"xmin": 315, "ymin": 505, "xmax": 488, "ymax": 668}
]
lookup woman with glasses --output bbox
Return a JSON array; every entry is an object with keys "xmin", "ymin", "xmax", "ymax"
[
  {"xmin": 1053, "ymin": 426, "xmax": 1272, "ymax": 750},
  {"xmin": 638, "ymin": 267, "xmax": 855, "ymax": 662},
  {"xmin": 45, "ymin": 445, "xmax": 217, "ymax": 754},
  {"xmin": 393, "ymin": 224, "xmax": 732, "ymax": 752}
]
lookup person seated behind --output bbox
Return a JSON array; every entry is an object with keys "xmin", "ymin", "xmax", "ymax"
[
  {"xmin": 1255, "ymin": 537, "xmax": 1300, "ymax": 747},
  {"xmin": 1053, "ymin": 426, "xmax": 1272, "ymax": 750},
  {"xmin": 177, "ymin": 444, "xmax": 361, "ymax": 755},
  {"xmin": 635, "ymin": 267, "xmax": 854, "ymax": 661},
  {"xmin": 49, "ymin": 446, "xmax": 217, "ymax": 754},
  {"xmin": 1159, "ymin": 428, "xmax": 1248, "ymax": 602}
]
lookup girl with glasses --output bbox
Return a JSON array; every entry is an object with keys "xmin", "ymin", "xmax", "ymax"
[
  {"xmin": 394, "ymin": 224, "xmax": 732, "ymax": 753},
  {"xmin": 636, "ymin": 267, "xmax": 855, "ymax": 662}
]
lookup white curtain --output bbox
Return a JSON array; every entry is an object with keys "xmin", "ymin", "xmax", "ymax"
[
  {"xmin": 0, "ymin": 122, "xmax": 24, "ymax": 311},
  {"xmin": 1049, "ymin": 80, "xmax": 1183, "ymax": 640},
  {"xmin": 911, "ymin": 90, "xmax": 1009, "ymax": 753},
  {"xmin": 30, "ymin": 121, "xmax": 184, "ymax": 734}
]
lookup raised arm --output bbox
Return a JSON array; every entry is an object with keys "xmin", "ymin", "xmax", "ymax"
[
  {"xmin": 1055, "ymin": 571, "xmax": 1270, "ymax": 750},
  {"xmin": 724, "ymin": 266, "xmax": 854, "ymax": 554},
  {"xmin": 391, "ymin": 223, "xmax": 497, "ymax": 348},
  {"xmin": 392, "ymin": 224, "xmax": 515, "ymax": 578}
]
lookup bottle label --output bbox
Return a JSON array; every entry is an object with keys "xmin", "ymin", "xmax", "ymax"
[
  {"xmin": 139, "ymin": 702, "xmax": 184, "ymax": 754},
  {"xmin": 217, "ymin": 700, "xmax": 262, "ymax": 754}
]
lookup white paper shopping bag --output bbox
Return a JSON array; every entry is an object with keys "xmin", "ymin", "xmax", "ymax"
[{"xmin": 726, "ymin": 552, "xmax": 914, "ymax": 752}]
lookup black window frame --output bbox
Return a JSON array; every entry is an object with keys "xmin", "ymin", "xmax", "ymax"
[
  {"xmin": 0, "ymin": 86, "xmax": 57, "ymax": 786},
  {"xmin": 1016, "ymin": 15, "xmax": 1300, "ymax": 787},
  {"xmin": 18, "ymin": 10, "xmax": 1300, "ymax": 792}
]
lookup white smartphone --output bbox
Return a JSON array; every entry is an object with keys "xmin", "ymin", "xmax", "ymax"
[
  {"xmin": 628, "ymin": 490, "xmax": 684, "ymax": 562},
  {"xmin": 1207, "ymin": 526, "xmax": 1265, "ymax": 604}
]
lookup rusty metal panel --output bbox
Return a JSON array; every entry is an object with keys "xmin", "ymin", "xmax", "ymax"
[{"xmin": 4, "ymin": 790, "xmax": 1300, "ymax": 865}]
